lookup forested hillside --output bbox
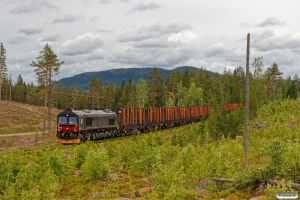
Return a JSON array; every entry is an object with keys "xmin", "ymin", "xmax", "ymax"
[{"xmin": 58, "ymin": 66, "xmax": 204, "ymax": 90}]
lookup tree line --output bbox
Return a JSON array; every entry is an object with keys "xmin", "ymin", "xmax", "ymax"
[{"xmin": 0, "ymin": 43, "xmax": 299, "ymax": 119}]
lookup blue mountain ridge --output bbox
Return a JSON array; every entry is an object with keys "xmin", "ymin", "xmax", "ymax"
[{"xmin": 58, "ymin": 66, "xmax": 215, "ymax": 90}]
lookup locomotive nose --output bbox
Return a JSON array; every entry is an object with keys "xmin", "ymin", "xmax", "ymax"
[{"xmin": 64, "ymin": 131, "xmax": 70, "ymax": 139}]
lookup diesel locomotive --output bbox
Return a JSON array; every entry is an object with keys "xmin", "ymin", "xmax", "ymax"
[{"xmin": 56, "ymin": 103, "xmax": 244, "ymax": 144}]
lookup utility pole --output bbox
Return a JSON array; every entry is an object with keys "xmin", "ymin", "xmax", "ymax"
[
  {"xmin": 9, "ymin": 74, "xmax": 12, "ymax": 101},
  {"xmin": 48, "ymin": 66, "xmax": 52, "ymax": 142},
  {"xmin": 245, "ymin": 33, "xmax": 250, "ymax": 168},
  {"xmin": 0, "ymin": 47, "xmax": 2, "ymax": 110}
]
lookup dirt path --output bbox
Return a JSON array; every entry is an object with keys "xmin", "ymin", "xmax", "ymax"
[{"xmin": 0, "ymin": 132, "xmax": 41, "ymax": 137}]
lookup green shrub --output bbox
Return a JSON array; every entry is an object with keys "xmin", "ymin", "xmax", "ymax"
[
  {"xmin": 6, "ymin": 162, "xmax": 59, "ymax": 200},
  {"xmin": 265, "ymin": 179, "xmax": 295, "ymax": 200},
  {"xmin": 81, "ymin": 148, "xmax": 110, "ymax": 181},
  {"xmin": 73, "ymin": 143, "xmax": 91, "ymax": 168}
]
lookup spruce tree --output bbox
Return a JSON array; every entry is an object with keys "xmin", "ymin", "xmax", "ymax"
[
  {"xmin": 113, "ymin": 85, "xmax": 122, "ymax": 108},
  {"xmin": 148, "ymin": 67, "xmax": 163, "ymax": 107},
  {"xmin": 182, "ymin": 68, "xmax": 190, "ymax": 88},
  {"xmin": 14, "ymin": 75, "xmax": 26, "ymax": 103}
]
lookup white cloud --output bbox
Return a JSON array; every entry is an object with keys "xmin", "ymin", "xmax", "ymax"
[
  {"xmin": 167, "ymin": 30, "xmax": 199, "ymax": 44},
  {"xmin": 52, "ymin": 14, "xmax": 85, "ymax": 23},
  {"xmin": 127, "ymin": 2, "xmax": 162, "ymax": 14},
  {"xmin": 205, "ymin": 42, "xmax": 230, "ymax": 57},
  {"xmin": 38, "ymin": 33, "xmax": 60, "ymax": 42},
  {"xmin": 257, "ymin": 17, "xmax": 286, "ymax": 27},
  {"xmin": 60, "ymin": 33, "xmax": 105, "ymax": 56},
  {"xmin": 252, "ymin": 28, "xmax": 300, "ymax": 52},
  {"xmin": 18, "ymin": 24, "xmax": 43, "ymax": 35},
  {"xmin": 9, "ymin": 35, "xmax": 29, "ymax": 44},
  {"xmin": 10, "ymin": 0, "xmax": 59, "ymax": 14}
]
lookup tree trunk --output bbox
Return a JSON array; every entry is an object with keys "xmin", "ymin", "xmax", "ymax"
[
  {"xmin": 212, "ymin": 177, "xmax": 300, "ymax": 190},
  {"xmin": 257, "ymin": 178, "xmax": 300, "ymax": 190},
  {"xmin": 212, "ymin": 178, "xmax": 235, "ymax": 183}
]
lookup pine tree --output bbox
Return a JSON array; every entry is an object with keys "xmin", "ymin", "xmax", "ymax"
[
  {"xmin": 63, "ymin": 86, "xmax": 71, "ymax": 109},
  {"xmin": 148, "ymin": 67, "xmax": 163, "ymax": 107},
  {"xmin": 31, "ymin": 43, "xmax": 64, "ymax": 107},
  {"xmin": 264, "ymin": 62, "xmax": 283, "ymax": 101},
  {"xmin": 96, "ymin": 78, "xmax": 104, "ymax": 108},
  {"xmin": 30, "ymin": 43, "xmax": 64, "ymax": 139},
  {"xmin": 0, "ymin": 42, "xmax": 8, "ymax": 109},
  {"xmin": 104, "ymin": 81, "xmax": 115, "ymax": 108},
  {"xmin": 113, "ymin": 84, "xmax": 122, "ymax": 108},
  {"xmin": 71, "ymin": 82, "xmax": 78, "ymax": 109},
  {"xmin": 89, "ymin": 76, "xmax": 98, "ymax": 109},
  {"xmin": 53, "ymin": 80, "xmax": 61, "ymax": 108}
]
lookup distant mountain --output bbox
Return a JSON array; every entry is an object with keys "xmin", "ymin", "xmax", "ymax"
[{"xmin": 58, "ymin": 66, "xmax": 215, "ymax": 90}]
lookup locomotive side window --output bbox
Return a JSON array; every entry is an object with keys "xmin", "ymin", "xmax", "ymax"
[
  {"xmin": 58, "ymin": 117, "xmax": 67, "ymax": 124},
  {"xmin": 109, "ymin": 119, "xmax": 114, "ymax": 125},
  {"xmin": 79, "ymin": 118, "xmax": 83, "ymax": 124},
  {"xmin": 86, "ymin": 117, "xmax": 92, "ymax": 127},
  {"xmin": 69, "ymin": 117, "xmax": 78, "ymax": 124}
]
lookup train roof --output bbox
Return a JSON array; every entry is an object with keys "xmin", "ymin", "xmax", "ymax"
[
  {"xmin": 58, "ymin": 109, "xmax": 79, "ymax": 117},
  {"xmin": 58, "ymin": 108, "xmax": 116, "ymax": 118}
]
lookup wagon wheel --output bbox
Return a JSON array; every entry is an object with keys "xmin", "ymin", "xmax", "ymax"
[{"xmin": 115, "ymin": 131, "xmax": 124, "ymax": 137}]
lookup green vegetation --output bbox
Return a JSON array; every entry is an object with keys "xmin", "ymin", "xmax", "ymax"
[{"xmin": 0, "ymin": 98, "xmax": 299, "ymax": 199}]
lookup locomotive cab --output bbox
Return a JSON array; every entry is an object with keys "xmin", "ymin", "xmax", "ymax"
[{"xmin": 56, "ymin": 109, "xmax": 81, "ymax": 144}]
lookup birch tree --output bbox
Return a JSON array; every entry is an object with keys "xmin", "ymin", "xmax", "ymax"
[{"xmin": 136, "ymin": 78, "xmax": 148, "ymax": 108}]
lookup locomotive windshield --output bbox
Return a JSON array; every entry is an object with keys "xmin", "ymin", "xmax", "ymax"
[
  {"xmin": 58, "ymin": 116, "xmax": 78, "ymax": 124},
  {"xmin": 69, "ymin": 117, "xmax": 78, "ymax": 124},
  {"xmin": 58, "ymin": 117, "xmax": 67, "ymax": 124}
]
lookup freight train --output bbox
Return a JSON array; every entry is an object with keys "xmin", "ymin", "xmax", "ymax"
[{"xmin": 56, "ymin": 103, "xmax": 244, "ymax": 144}]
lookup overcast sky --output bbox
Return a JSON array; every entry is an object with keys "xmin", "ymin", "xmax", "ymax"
[{"xmin": 1, "ymin": 0, "xmax": 300, "ymax": 84}]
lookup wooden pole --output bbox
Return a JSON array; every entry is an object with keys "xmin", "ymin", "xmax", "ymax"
[
  {"xmin": 48, "ymin": 66, "xmax": 52, "ymax": 143},
  {"xmin": 35, "ymin": 127, "xmax": 38, "ymax": 146},
  {"xmin": 0, "ymin": 47, "xmax": 2, "ymax": 111},
  {"xmin": 245, "ymin": 33, "xmax": 250, "ymax": 167}
]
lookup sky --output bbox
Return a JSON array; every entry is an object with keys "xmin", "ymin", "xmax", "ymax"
[{"xmin": 0, "ymin": 0, "xmax": 300, "ymax": 84}]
